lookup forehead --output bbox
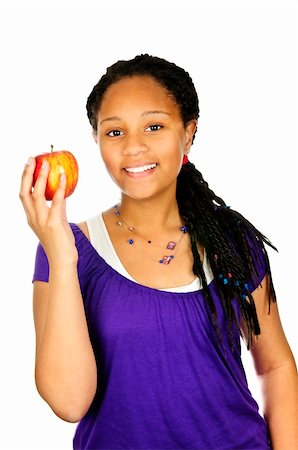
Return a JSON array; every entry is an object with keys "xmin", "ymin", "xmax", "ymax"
[{"xmin": 99, "ymin": 75, "xmax": 179, "ymax": 115}]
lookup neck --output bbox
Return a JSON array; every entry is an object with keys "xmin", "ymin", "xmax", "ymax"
[{"xmin": 119, "ymin": 193, "xmax": 183, "ymax": 233}]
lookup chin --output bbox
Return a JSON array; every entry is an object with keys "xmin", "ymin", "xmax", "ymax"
[
  {"xmin": 122, "ymin": 190, "xmax": 156, "ymax": 201},
  {"xmin": 122, "ymin": 184, "xmax": 176, "ymax": 202}
]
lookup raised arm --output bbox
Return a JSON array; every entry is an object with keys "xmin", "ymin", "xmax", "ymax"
[
  {"xmin": 19, "ymin": 158, "xmax": 97, "ymax": 423},
  {"xmin": 242, "ymin": 275, "xmax": 298, "ymax": 449}
]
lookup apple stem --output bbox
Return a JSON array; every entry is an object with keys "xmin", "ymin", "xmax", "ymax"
[{"xmin": 51, "ymin": 144, "xmax": 54, "ymax": 153}]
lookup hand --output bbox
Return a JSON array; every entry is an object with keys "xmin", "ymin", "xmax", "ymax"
[{"xmin": 19, "ymin": 157, "xmax": 78, "ymax": 266}]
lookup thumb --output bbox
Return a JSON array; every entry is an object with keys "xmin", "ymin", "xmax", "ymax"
[
  {"xmin": 60, "ymin": 198, "xmax": 68, "ymax": 221},
  {"xmin": 51, "ymin": 172, "xmax": 67, "ymax": 205}
]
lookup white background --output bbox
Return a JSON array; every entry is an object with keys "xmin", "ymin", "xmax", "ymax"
[{"xmin": 1, "ymin": 0, "xmax": 297, "ymax": 449}]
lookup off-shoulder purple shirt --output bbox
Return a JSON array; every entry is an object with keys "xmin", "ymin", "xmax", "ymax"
[{"xmin": 33, "ymin": 223, "xmax": 272, "ymax": 450}]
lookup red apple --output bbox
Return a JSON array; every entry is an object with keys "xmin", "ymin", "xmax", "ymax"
[{"xmin": 32, "ymin": 145, "xmax": 79, "ymax": 200}]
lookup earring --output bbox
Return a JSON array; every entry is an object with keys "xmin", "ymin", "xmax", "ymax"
[{"xmin": 182, "ymin": 155, "xmax": 189, "ymax": 165}]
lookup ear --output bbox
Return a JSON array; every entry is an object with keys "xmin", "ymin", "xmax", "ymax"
[{"xmin": 184, "ymin": 120, "xmax": 197, "ymax": 152}]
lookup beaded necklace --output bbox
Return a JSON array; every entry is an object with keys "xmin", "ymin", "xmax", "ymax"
[{"xmin": 113, "ymin": 205, "xmax": 188, "ymax": 265}]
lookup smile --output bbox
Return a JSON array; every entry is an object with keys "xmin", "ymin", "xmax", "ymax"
[{"xmin": 124, "ymin": 163, "xmax": 157, "ymax": 174}]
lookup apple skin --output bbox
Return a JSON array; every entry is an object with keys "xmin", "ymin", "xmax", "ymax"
[{"xmin": 32, "ymin": 150, "xmax": 79, "ymax": 200}]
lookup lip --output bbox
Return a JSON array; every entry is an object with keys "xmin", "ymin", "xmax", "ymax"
[
  {"xmin": 123, "ymin": 161, "xmax": 157, "ymax": 169},
  {"xmin": 122, "ymin": 162, "xmax": 158, "ymax": 178}
]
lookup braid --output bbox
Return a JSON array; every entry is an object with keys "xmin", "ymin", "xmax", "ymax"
[{"xmin": 177, "ymin": 162, "xmax": 277, "ymax": 348}]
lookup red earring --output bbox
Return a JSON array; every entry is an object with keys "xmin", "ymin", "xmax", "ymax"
[{"xmin": 182, "ymin": 155, "xmax": 189, "ymax": 165}]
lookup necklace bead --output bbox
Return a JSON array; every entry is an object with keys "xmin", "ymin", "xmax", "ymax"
[
  {"xmin": 167, "ymin": 241, "xmax": 176, "ymax": 250},
  {"xmin": 159, "ymin": 255, "xmax": 175, "ymax": 265}
]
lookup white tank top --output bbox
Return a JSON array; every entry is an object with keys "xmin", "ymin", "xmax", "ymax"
[{"xmin": 86, "ymin": 214, "xmax": 214, "ymax": 293}]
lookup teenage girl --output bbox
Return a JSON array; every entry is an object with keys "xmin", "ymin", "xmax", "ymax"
[{"xmin": 20, "ymin": 54, "xmax": 297, "ymax": 449}]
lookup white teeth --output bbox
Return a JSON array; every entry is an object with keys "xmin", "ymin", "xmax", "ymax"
[{"xmin": 125, "ymin": 163, "xmax": 157, "ymax": 173}]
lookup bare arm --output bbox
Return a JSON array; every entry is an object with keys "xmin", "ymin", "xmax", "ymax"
[
  {"xmin": 242, "ymin": 275, "xmax": 298, "ymax": 449},
  {"xmin": 20, "ymin": 158, "xmax": 97, "ymax": 423}
]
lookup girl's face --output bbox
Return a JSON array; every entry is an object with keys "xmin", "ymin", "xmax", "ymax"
[{"xmin": 94, "ymin": 75, "xmax": 197, "ymax": 201}]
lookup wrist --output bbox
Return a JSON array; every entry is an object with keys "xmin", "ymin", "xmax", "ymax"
[{"xmin": 48, "ymin": 252, "xmax": 79, "ymax": 272}]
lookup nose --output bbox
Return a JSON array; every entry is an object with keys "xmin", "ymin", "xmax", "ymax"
[{"xmin": 122, "ymin": 132, "xmax": 149, "ymax": 157}]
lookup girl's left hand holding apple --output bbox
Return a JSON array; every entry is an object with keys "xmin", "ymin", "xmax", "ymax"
[
  {"xmin": 19, "ymin": 156, "xmax": 78, "ymax": 268},
  {"xmin": 20, "ymin": 157, "xmax": 97, "ymax": 419}
]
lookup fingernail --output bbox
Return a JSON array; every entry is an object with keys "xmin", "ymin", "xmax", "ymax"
[
  {"xmin": 26, "ymin": 157, "xmax": 33, "ymax": 166},
  {"xmin": 59, "ymin": 173, "xmax": 66, "ymax": 183},
  {"xmin": 41, "ymin": 160, "xmax": 48, "ymax": 169}
]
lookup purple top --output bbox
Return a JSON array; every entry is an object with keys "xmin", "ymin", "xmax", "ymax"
[{"xmin": 33, "ymin": 224, "xmax": 271, "ymax": 449}]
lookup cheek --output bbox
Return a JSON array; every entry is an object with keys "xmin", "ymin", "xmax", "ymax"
[
  {"xmin": 101, "ymin": 154, "xmax": 118, "ymax": 177},
  {"xmin": 98, "ymin": 148, "xmax": 115, "ymax": 176},
  {"xmin": 99, "ymin": 140, "xmax": 114, "ymax": 164},
  {"xmin": 162, "ymin": 134, "xmax": 185, "ymax": 160}
]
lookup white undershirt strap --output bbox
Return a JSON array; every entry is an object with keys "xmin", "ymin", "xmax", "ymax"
[{"xmin": 86, "ymin": 214, "xmax": 214, "ymax": 293}]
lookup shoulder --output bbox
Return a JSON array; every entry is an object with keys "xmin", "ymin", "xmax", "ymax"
[
  {"xmin": 77, "ymin": 221, "xmax": 90, "ymax": 241},
  {"xmin": 70, "ymin": 220, "xmax": 110, "ymax": 288},
  {"xmin": 228, "ymin": 219, "xmax": 277, "ymax": 298}
]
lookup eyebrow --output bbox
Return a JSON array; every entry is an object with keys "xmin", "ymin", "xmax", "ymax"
[
  {"xmin": 100, "ymin": 116, "xmax": 121, "ymax": 125},
  {"xmin": 142, "ymin": 110, "xmax": 171, "ymax": 117},
  {"xmin": 99, "ymin": 110, "xmax": 171, "ymax": 125}
]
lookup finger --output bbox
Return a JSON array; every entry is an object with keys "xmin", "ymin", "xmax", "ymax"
[
  {"xmin": 51, "ymin": 172, "xmax": 67, "ymax": 207},
  {"xmin": 48, "ymin": 174, "xmax": 68, "ymax": 226},
  {"xmin": 60, "ymin": 199, "xmax": 67, "ymax": 221},
  {"xmin": 31, "ymin": 159, "xmax": 50, "ymax": 200},
  {"xmin": 19, "ymin": 157, "xmax": 37, "ymax": 222},
  {"xmin": 29, "ymin": 159, "xmax": 53, "ymax": 227},
  {"xmin": 20, "ymin": 157, "xmax": 36, "ymax": 198}
]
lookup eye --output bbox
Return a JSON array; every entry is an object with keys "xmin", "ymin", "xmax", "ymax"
[
  {"xmin": 106, "ymin": 129, "xmax": 124, "ymax": 137},
  {"xmin": 145, "ymin": 124, "xmax": 163, "ymax": 132}
]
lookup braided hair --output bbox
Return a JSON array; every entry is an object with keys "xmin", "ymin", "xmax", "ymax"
[{"xmin": 86, "ymin": 54, "xmax": 277, "ymax": 348}]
